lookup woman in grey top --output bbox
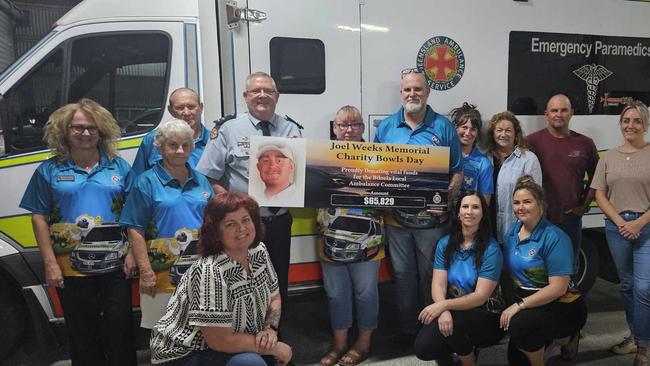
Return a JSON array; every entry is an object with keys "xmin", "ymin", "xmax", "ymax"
[
  {"xmin": 592, "ymin": 101, "xmax": 650, "ymax": 366},
  {"xmin": 485, "ymin": 111, "xmax": 542, "ymax": 242}
]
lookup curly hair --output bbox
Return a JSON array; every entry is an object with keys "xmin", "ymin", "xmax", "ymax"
[
  {"xmin": 153, "ymin": 118, "xmax": 195, "ymax": 152},
  {"xmin": 444, "ymin": 191, "xmax": 492, "ymax": 269},
  {"xmin": 485, "ymin": 111, "xmax": 529, "ymax": 154},
  {"xmin": 43, "ymin": 98, "xmax": 121, "ymax": 162},
  {"xmin": 449, "ymin": 102, "xmax": 483, "ymax": 144},
  {"xmin": 198, "ymin": 192, "xmax": 265, "ymax": 256},
  {"xmin": 513, "ymin": 175, "xmax": 546, "ymax": 217}
]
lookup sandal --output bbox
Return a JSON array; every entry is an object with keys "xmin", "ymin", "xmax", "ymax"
[
  {"xmin": 338, "ymin": 348, "xmax": 369, "ymax": 366},
  {"xmin": 319, "ymin": 348, "xmax": 345, "ymax": 366},
  {"xmin": 560, "ymin": 332, "xmax": 580, "ymax": 361}
]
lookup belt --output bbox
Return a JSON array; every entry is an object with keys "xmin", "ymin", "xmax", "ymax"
[{"xmin": 262, "ymin": 211, "xmax": 290, "ymax": 224}]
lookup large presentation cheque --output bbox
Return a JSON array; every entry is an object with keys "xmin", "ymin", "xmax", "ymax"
[{"xmin": 248, "ymin": 136, "xmax": 450, "ymax": 209}]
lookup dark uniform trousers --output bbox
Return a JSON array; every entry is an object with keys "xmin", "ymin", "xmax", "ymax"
[
  {"xmin": 262, "ymin": 211, "xmax": 292, "ymax": 327},
  {"xmin": 57, "ymin": 270, "xmax": 136, "ymax": 366}
]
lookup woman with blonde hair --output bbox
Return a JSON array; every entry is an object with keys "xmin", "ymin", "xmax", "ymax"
[
  {"xmin": 592, "ymin": 101, "xmax": 650, "ymax": 366},
  {"xmin": 318, "ymin": 105, "xmax": 383, "ymax": 366},
  {"xmin": 20, "ymin": 98, "xmax": 136, "ymax": 365}
]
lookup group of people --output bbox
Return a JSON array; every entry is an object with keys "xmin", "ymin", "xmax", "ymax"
[{"xmin": 17, "ymin": 68, "xmax": 650, "ymax": 366}]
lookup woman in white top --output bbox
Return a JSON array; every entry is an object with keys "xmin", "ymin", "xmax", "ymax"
[{"xmin": 485, "ymin": 111, "xmax": 542, "ymax": 242}]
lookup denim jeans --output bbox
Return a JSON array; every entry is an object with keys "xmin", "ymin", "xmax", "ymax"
[
  {"xmin": 605, "ymin": 212, "xmax": 650, "ymax": 348},
  {"xmin": 166, "ymin": 350, "xmax": 273, "ymax": 366},
  {"xmin": 386, "ymin": 224, "xmax": 447, "ymax": 335},
  {"xmin": 556, "ymin": 213, "xmax": 582, "ymax": 274},
  {"xmin": 321, "ymin": 259, "xmax": 380, "ymax": 331}
]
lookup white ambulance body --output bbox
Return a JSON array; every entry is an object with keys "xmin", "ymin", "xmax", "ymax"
[{"xmin": 0, "ymin": 0, "xmax": 648, "ymax": 358}]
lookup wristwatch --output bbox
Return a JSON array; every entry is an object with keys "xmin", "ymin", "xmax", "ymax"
[{"xmin": 517, "ymin": 300, "xmax": 527, "ymax": 310}]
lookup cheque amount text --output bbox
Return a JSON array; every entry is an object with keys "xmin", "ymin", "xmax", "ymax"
[{"xmin": 363, "ymin": 197, "xmax": 395, "ymax": 206}]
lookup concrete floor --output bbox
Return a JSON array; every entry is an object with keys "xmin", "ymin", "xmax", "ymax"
[{"xmin": 5, "ymin": 278, "xmax": 640, "ymax": 365}]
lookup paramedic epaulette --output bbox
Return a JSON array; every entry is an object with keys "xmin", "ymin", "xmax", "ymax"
[
  {"xmin": 285, "ymin": 115, "xmax": 304, "ymax": 130},
  {"xmin": 210, "ymin": 114, "xmax": 235, "ymax": 139}
]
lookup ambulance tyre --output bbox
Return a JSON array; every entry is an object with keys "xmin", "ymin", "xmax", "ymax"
[
  {"xmin": 575, "ymin": 236, "xmax": 599, "ymax": 295},
  {"xmin": 0, "ymin": 275, "xmax": 27, "ymax": 361}
]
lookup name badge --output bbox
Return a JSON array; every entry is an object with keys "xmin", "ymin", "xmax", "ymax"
[{"xmin": 57, "ymin": 175, "xmax": 75, "ymax": 182}]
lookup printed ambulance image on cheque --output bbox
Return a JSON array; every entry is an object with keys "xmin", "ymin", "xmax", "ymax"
[
  {"xmin": 249, "ymin": 136, "xmax": 307, "ymax": 207},
  {"xmin": 304, "ymin": 140, "xmax": 450, "ymax": 210}
]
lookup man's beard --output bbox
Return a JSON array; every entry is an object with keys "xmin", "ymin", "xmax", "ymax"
[{"xmin": 404, "ymin": 101, "xmax": 425, "ymax": 114}]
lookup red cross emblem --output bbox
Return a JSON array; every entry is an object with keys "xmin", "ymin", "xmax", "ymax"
[
  {"xmin": 416, "ymin": 36, "xmax": 465, "ymax": 90},
  {"xmin": 425, "ymin": 45, "xmax": 458, "ymax": 82}
]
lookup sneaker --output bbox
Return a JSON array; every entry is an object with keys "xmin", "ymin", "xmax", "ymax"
[{"xmin": 610, "ymin": 334, "xmax": 637, "ymax": 355}]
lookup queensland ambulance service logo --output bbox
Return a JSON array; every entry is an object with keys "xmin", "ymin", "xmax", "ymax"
[{"xmin": 417, "ymin": 36, "xmax": 465, "ymax": 91}]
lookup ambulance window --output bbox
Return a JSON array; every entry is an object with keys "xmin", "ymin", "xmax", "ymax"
[
  {"xmin": 270, "ymin": 37, "xmax": 325, "ymax": 94},
  {"xmin": 68, "ymin": 32, "xmax": 170, "ymax": 135},
  {"xmin": 2, "ymin": 49, "xmax": 63, "ymax": 153}
]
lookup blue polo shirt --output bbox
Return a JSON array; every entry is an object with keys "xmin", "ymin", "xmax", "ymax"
[
  {"xmin": 120, "ymin": 162, "xmax": 213, "ymax": 292},
  {"xmin": 434, "ymin": 235, "xmax": 502, "ymax": 297},
  {"xmin": 20, "ymin": 153, "xmax": 131, "ymax": 276},
  {"xmin": 503, "ymin": 218, "xmax": 573, "ymax": 290},
  {"xmin": 462, "ymin": 146, "xmax": 494, "ymax": 195},
  {"xmin": 131, "ymin": 124, "xmax": 210, "ymax": 177},
  {"xmin": 374, "ymin": 105, "xmax": 463, "ymax": 173}
]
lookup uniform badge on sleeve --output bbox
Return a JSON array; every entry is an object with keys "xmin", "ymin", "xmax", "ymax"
[{"xmin": 210, "ymin": 127, "xmax": 219, "ymax": 139}]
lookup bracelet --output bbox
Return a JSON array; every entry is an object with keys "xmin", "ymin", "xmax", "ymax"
[{"xmin": 517, "ymin": 300, "xmax": 527, "ymax": 310}]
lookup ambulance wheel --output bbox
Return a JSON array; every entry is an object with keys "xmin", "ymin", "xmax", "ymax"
[
  {"xmin": 0, "ymin": 276, "xmax": 27, "ymax": 360},
  {"xmin": 575, "ymin": 236, "xmax": 599, "ymax": 295}
]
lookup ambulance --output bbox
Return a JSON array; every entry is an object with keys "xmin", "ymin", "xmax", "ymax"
[{"xmin": 0, "ymin": 0, "xmax": 648, "ymax": 358}]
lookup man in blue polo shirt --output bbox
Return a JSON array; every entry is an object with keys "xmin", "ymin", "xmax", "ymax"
[
  {"xmin": 131, "ymin": 88, "xmax": 209, "ymax": 176},
  {"xmin": 374, "ymin": 69, "xmax": 463, "ymax": 342}
]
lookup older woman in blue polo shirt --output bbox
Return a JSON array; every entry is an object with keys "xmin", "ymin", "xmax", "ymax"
[
  {"xmin": 20, "ymin": 99, "xmax": 136, "ymax": 365},
  {"xmin": 500, "ymin": 176, "xmax": 587, "ymax": 366},
  {"xmin": 120, "ymin": 119, "xmax": 214, "ymax": 328}
]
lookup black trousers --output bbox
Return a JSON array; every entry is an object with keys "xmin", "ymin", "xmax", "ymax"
[
  {"xmin": 57, "ymin": 271, "xmax": 136, "ymax": 366},
  {"xmin": 263, "ymin": 212, "xmax": 292, "ymax": 327},
  {"xmin": 414, "ymin": 308, "xmax": 504, "ymax": 360},
  {"xmin": 507, "ymin": 296, "xmax": 587, "ymax": 365}
]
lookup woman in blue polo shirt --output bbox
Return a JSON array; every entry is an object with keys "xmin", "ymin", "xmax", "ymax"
[
  {"xmin": 450, "ymin": 103, "xmax": 494, "ymax": 205},
  {"xmin": 120, "ymin": 119, "xmax": 214, "ymax": 329},
  {"xmin": 414, "ymin": 192, "xmax": 504, "ymax": 366},
  {"xmin": 500, "ymin": 176, "xmax": 587, "ymax": 366},
  {"xmin": 19, "ymin": 99, "xmax": 136, "ymax": 365}
]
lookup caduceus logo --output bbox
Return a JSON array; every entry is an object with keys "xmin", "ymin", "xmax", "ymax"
[{"xmin": 573, "ymin": 64, "xmax": 613, "ymax": 113}]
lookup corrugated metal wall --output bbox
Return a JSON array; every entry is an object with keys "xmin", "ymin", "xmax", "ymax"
[
  {"xmin": 0, "ymin": 6, "xmax": 16, "ymax": 72},
  {"xmin": 13, "ymin": 2, "xmax": 77, "ymax": 57}
]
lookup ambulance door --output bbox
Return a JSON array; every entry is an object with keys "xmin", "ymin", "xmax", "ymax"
[{"xmin": 233, "ymin": 0, "xmax": 361, "ymax": 140}]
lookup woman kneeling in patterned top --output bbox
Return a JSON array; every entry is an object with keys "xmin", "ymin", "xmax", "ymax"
[{"xmin": 150, "ymin": 192, "xmax": 292, "ymax": 366}]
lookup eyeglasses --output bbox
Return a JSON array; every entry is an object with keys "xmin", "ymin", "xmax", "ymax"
[
  {"xmin": 247, "ymin": 88, "xmax": 278, "ymax": 96},
  {"xmin": 334, "ymin": 123, "xmax": 364, "ymax": 130},
  {"xmin": 401, "ymin": 68, "xmax": 424, "ymax": 79},
  {"xmin": 70, "ymin": 125, "xmax": 99, "ymax": 135}
]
